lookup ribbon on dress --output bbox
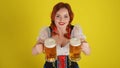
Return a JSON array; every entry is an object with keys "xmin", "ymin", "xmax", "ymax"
[{"xmin": 57, "ymin": 55, "xmax": 67, "ymax": 68}]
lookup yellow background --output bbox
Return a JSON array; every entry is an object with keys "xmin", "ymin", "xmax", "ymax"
[{"xmin": 0, "ymin": 0, "xmax": 120, "ymax": 68}]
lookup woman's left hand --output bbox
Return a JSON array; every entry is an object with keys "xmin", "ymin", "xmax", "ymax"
[{"xmin": 81, "ymin": 42, "xmax": 91, "ymax": 55}]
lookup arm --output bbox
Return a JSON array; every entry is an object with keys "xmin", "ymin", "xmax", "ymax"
[
  {"xmin": 32, "ymin": 40, "xmax": 44, "ymax": 55},
  {"xmin": 32, "ymin": 27, "xmax": 49, "ymax": 55},
  {"xmin": 71, "ymin": 25, "xmax": 91, "ymax": 55}
]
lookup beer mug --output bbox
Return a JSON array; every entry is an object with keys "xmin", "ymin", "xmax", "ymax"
[
  {"xmin": 69, "ymin": 38, "xmax": 81, "ymax": 62},
  {"xmin": 44, "ymin": 38, "xmax": 56, "ymax": 62}
]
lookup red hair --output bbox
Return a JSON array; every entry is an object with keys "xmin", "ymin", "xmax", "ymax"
[{"xmin": 50, "ymin": 2, "xmax": 74, "ymax": 39}]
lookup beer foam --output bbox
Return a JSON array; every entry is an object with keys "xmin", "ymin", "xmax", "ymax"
[
  {"xmin": 70, "ymin": 38, "xmax": 81, "ymax": 46},
  {"xmin": 44, "ymin": 38, "xmax": 56, "ymax": 48}
]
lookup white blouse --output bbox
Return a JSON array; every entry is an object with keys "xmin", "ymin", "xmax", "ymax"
[{"xmin": 37, "ymin": 25, "xmax": 86, "ymax": 56}]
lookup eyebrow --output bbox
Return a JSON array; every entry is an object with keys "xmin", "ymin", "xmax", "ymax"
[
  {"xmin": 56, "ymin": 13, "xmax": 69, "ymax": 16},
  {"xmin": 56, "ymin": 14, "xmax": 60, "ymax": 16}
]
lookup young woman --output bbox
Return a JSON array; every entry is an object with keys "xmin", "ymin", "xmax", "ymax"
[{"xmin": 32, "ymin": 2, "xmax": 90, "ymax": 68}]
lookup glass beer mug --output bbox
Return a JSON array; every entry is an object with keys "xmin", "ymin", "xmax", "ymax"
[
  {"xmin": 44, "ymin": 38, "xmax": 56, "ymax": 62},
  {"xmin": 69, "ymin": 38, "xmax": 81, "ymax": 62}
]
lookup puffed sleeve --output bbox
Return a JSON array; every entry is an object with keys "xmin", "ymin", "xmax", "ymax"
[
  {"xmin": 71, "ymin": 25, "xmax": 86, "ymax": 40},
  {"xmin": 36, "ymin": 27, "xmax": 51, "ymax": 43}
]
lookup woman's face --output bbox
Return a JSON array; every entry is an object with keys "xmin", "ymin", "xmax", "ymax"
[{"xmin": 54, "ymin": 8, "xmax": 70, "ymax": 29}]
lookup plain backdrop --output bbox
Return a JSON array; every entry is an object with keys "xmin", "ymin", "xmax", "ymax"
[{"xmin": 0, "ymin": 0, "xmax": 120, "ymax": 68}]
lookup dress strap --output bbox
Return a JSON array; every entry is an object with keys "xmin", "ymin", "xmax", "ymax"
[{"xmin": 70, "ymin": 25, "xmax": 74, "ymax": 34}]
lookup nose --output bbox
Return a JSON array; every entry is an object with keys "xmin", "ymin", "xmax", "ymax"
[{"xmin": 60, "ymin": 17, "xmax": 64, "ymax": 22}]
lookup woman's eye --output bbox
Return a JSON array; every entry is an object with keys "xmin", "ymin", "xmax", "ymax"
[
  {"xmin": 64, "ymin": 15, "xmax": 68, "ymax": 18},
  {"xmin": 56, "ymin": 15, "xmax": 60, "ymax": 18}
]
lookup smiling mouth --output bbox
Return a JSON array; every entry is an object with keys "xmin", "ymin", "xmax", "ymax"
[{"xmin": 59, "ymin": 22, "xmax": 65, "ymax": 25}]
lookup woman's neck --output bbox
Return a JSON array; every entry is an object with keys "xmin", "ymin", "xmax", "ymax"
[{"xmin": 57, "ymin": 27, "xmax": 67, "ymax": 36}]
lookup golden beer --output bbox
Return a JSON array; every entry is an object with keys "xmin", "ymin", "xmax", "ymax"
[
  {"xmin": 69, "ymin": 38, "xmax": 81, "ymax": 62},
  {"xmin": 44, "ymin": 38, "xmax": 56, "ymax": 62}
]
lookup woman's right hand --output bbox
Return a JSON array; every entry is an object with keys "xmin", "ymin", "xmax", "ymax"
[{"xmin": 32, "ymin": 44, "xmax": 43, "ymax": 55}]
